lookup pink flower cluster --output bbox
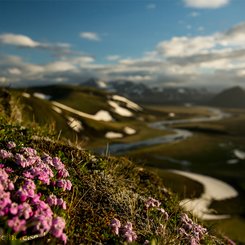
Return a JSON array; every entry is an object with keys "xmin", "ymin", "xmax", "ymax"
[
  {"xmin": 145, "ymin": 197, "xmax": 161, "ymax": 209},
  {"xmin": 178, "ymin": 213, "xmax": 207, "ymax": 245},
  {"xmin": 145, "ymin": 197, "xmax": 169, "ymax": 221},
  {"xmin": 110, "ymin": 218, "xmax": 137, "ymax": 243},
  {"xmin": 0, "ymin": 142, "xmax": 72, "ymax": 244}
]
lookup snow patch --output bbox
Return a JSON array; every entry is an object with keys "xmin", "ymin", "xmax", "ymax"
[
  {"xmin": 93, "ymin": 110, "xmax": 114, "ymax": 121},
  {"xmin": 168, "ymin": 112, "xmax": 175, "ymax": 118},
  {"xmin": 22, "ymin": 92, "xmax": 31, "ymax": 98},
  {"xmin": 97, "ymin": 80, "xmax": 107, "ymax": 88},
  {"xmin": 52, "ymin": 101, "xmax": 114, "ymax": 122},
  {"xmin": 33, "ymin": 92, "xmax": 51, "ymax": 100},
  {"xmin": 227, "ymin": 159, "xmax": 239, "ymax": 165},
  {"xmin": 105, "ymin": 132, "xmax": 123, "ymax": 139},
  {"xmin": 171, "ymin": 170, "xmax": 238, "ymax": 220},
  {"xmin": 108, "ymin": 100, "xmax": 133, "ymax": 117},
  {"xmin": 124, "ymin": 127, "xmax": 136, "ymax": 135},
  {"xmin": 233, "ymin": 149, "xmax": 245, "ymax": 160},
  {"xmin": 67, "ymin": 116, "xmax": 83, "ymax": 132},
  {"xmin": 112, "ymin": 95, "xmax": 142, "ymax": 111},
  {"xmin": 52, "ymin": 106, "xmax": 62, "ymax": 114}
]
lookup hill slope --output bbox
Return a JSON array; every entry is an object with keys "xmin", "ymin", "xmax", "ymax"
[
  {"xmin": 0, "ymin": 105, "xmax": 229, "ymax": 244},
  {"xmin": 210, "ymin": 86, "xmax": 245, "ymax": 108},
  {"xmin": 4, "ymin": 85, "xmax": 167, "ymax": 148}
]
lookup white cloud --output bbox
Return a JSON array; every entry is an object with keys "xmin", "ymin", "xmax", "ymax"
[
  {"xmin": 0, "ymin": 33, "xmax": 72, "ymax": 58},
  {"xmin": 189, "ymin": 11, "xmax": 199, "ymax": 17},
  {"xmin": 146, "ymin": 3, "xmax": 156, "ymax": 10},
  {"xmin": 157, "ymin": 36, "xmax": 216, "ymax": 57},
  {"xmin": 200, "ymin": 58, "xmax": 234, "ymax": 70},
  {"xmin": 2, "ymin": 22, "xmax": 245, "ymax": 90},
  {"xmin": 70, "ymin": 56, "xmax": 95, "ymax": 65},
  {"xmin": 79, "ymin": 32, "xmax": 101, "ymax": 41},
  {"xmin": 8, "ymin": 68, "xmax": 22, "ymax": 75},
  {"xmin": 106, "ymin": 55, "xmax": 121, "ymax": 61},
  {"xmin": 184, "ymin": 0, "xmax": 230, "ymax": 9},
  {"xmin": 222, "ymin": 22, "xmax": 245, "ymax": 46},
  {"xmin": 197, "ymin": 26, "xmax": 205, "ymax": 32},
  {"xmin": 0, "ymin": 33, "xmax": 39, "ymax": 47},
  {"xmin": 45, "ymin": 61, "xmax": 76, "ymax": 73}
]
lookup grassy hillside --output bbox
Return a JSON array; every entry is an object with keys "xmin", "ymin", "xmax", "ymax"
[
  {"xmin": 0, "ymin": 89, "xmax": 231, "ymax": 244},
  {"xmin": 7, "ymin": 85, "xmax": 170, "ymax": 148}
]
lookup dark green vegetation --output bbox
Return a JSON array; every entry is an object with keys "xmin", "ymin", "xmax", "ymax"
[{"xmin": 0, "ymin": 88, "xmax": 229, "ymax": 244}]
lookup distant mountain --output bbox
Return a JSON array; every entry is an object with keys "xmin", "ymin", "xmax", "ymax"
[
  {"xmin": 81, "ymin": 79, "xmax": 213, "ymax": 105},
  {"xmin": 210, "ymin": 86, "xmax": 245, "ymax": 108}
]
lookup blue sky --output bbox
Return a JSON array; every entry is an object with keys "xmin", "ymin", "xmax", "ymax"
[{"xmin": 0, "ymin": 0, "xmax": 245, "ymax": 90}]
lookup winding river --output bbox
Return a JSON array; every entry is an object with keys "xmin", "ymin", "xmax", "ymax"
[{"xmin": 106, "ymin": 107, "xmax": 229, "ymax": 154}]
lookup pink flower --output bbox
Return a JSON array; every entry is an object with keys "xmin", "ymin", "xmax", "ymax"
[
  {"xmin": 8, "ymin": 217, "xmax": 26, "ymax": 233},
  {"xmin": 158, "ymin": 208, "xmax": 169, "ymax": 221},
  {"xmin": 17, "ymin": 188, "xmax": 29, "ymax": 202},
  {"xmin": 31, "ymin": 193, "xmax": 41, "ymax": 204},
  {"xmin": 110, "ymin": 218, "xmax": 121, "ymax": 235},
  {"xmin": 57, "ymin": 198, "xmax": 66, "ymax": 209},
  {"xmin": 10, "ymin": 202, "xmax": 19, "ymax": 215},
  {"xmin": 0, "ymin": 168, "xmax": 9, "ymax": 180},
  {"xmin": 57, "ymin": 168, "xmax": 69, "ymax": 178},
  {"xmin": 66, "ymin": 180, "xmax": 72, "ymax": 190},
  {"xmin": 53, "ymin": 157, "xmax": 65, "ymax": 170},
  {"xmin": 42, "ymin": 154, "xmax": 53, "ymax": 166},
  {"xmin": 50, "ymin": 217, "xmax": 66, "ymax": 238},
  {"xmin": 190, "ymin": 237, "xmax": 199, "ymax": 245},
  {"xmin": 33, "ymin": 215, "xmax": 52, "ymax": 234},
  {"xmin": 0, "ymin": 183, "xmax": 4, "ymax": 192},
  {"xmin": 6, "ymin": 141, "xmax": 16, "ymax": 149},
  {"xmin": 34, "ymin": 200, "xmax": 53, "ymax": 217},
  {"xmin": 56, "ymin": 180, "xmax": 72, "ymax": 191},
  {"xmin": 179, "ymin": 213, "xmax": 207, "ymax": 244},
  {"xmin": 61, "ymin": 201, "xmax": 67, "ymax": 210},
  {"xmin": 122, "ymin": 221, "xmax": 137, "ymax": 243},
  {"xmin": 0, "ymin": 191, "xmax": 11, "ymax": 209},
  {"xmin": 124, "ymin": 230, "xmax": 137, "ymax": 243},
  {"xmin": 145, "ymin": 197, "xmax": 161, "ymax": 209},
  {"xmin": 5, "ymin": 167, "xmax": 14, "ymax": 173},
  {"xmin": 60, "ymin": 233, "xmax": 68, "ymax": 244},
  {"xmin": 18, "ymin": 202, "xmax": 33, "ymax": 219},
  {"xmin": 46, "ymin": 194, "xmax": 58, "ymax": 206},
  {"xmin": 0, "ymin": 149, "xmax": 13, "ymax": 159},
  {"xmin": 21, "ymin": 147, "xmax": 37, "ymax": 157},
  {"xmin": 124, "ymin": 221, "xmax": 133, "ymax": 230}
]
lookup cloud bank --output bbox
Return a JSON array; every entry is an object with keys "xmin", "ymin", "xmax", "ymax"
[
  {"xmin": 79, "ymin": 32, "xmax": 101, "ymax": 41},
  {"xmin": 184, "ymin": 0, "xmax": 230, "ymax": 9},
  {"xmin": 1, "ymin": 22, "xmax": 245, "ymax": 90}
]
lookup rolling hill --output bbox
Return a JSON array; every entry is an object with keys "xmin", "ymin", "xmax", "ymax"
[
  {"xmin": 1, "ymin": 84, "xmax": 169, "ymax": 148},
  {"xmin": 210, "ymin": 86, "xmax": 245, "ymax": 108}
]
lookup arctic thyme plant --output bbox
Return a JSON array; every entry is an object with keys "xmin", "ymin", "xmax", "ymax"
[{"xmin": 0, "ymin": 141, "xmax": 72, "ymax": 244}]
